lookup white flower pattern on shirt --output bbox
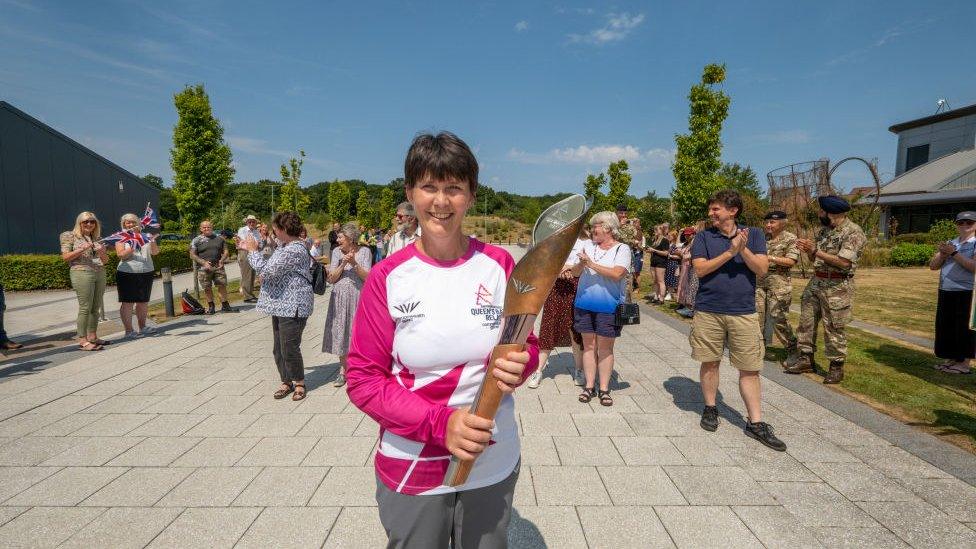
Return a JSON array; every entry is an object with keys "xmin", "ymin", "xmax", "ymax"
[{"xmin": 248, "ymin": 241, "xmax": 314, "ymax": 318}]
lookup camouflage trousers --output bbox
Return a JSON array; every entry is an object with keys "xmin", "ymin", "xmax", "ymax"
[
  {"xmin": 756, "ymin": 282, "xmax": 797, "ymax": 350},
  {"xmin": 797, "ymin": 277, "xmax": 854, "ymax": 362}
]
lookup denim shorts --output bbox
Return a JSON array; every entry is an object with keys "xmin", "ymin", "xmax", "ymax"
[{"xmin": 573, "ymin": 307, "xmax": 622, "ymax": 338}]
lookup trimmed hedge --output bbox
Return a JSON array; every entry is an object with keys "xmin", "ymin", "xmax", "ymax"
[
  {"xmin": 889, "ymin": 242, "xmax": 935, "ymax": 267},
  {"xmin": 0, "ymin": 242, "xmax": 203, "ymax": 291}
]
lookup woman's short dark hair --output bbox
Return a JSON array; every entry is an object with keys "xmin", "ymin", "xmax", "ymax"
[
  {"xmin": 404, "ymin": 131, "xmax": 479, "ymax": 193},
  {"xmin": 272, "ymin": 211, "xmax": 304, "ymax": 237},
  {"xmin": 706, "ymin": 189, "xmax": 743, "ymax": 217}
]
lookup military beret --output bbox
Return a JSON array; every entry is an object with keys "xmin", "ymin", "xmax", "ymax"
[
  {"xmin": 818, "ymin": 195, "xmax": 850, "ymax": 214},
  {"xmin": 764, "ymin": 210, "xmax": 788, "ymax": 220}
]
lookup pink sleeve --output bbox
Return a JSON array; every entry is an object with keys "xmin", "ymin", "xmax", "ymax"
[{"xmin": 346, "ymin": 264, "xmax": 455, "ymax": 447}]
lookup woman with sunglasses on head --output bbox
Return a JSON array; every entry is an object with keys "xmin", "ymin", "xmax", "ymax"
[
  {"xmin": 929, "ymin": 211, "xmax": 976, "ymax": 375},
  {"xmin": 60, "ymin": 212, "xmax": 110, "ymax": 351}
]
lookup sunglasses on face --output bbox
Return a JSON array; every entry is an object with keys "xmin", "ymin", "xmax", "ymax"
[{"xmin": 957, "ymin": 220, "xmax": 975, "ymax": 226}]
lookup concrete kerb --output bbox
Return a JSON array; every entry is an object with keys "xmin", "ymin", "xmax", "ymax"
[{"xmin": 639, "ymin": 302, "xmax": 976, "ymax": 487}]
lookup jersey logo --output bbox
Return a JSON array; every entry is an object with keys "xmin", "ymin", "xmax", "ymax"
[
  {"xmin": 511, "ymin": 278, "xmax": 536, "ymax": 294},
  {"xmin": 475, "ymin": 284, "xmax": 493, "ymax": 306},
  {"xmin": 394, "ymin": 301, "xmax": 420, "ymax": 314}
]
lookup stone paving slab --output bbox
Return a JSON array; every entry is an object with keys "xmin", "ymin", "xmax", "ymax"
[{"xmin": 0, "ymin": 292, "xmax": 973, "ymax": 547}]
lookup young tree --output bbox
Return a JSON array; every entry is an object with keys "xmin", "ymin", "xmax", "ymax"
[
  {"xmin": 717, "ymin": 163, "xmax": 762, "ymax": 198},
  {"xmin": 378, "ymin": 187, "xmax": 397, "ymax": 230},
  {"xmin": 327, "ymin": 179, "xmax": 351, "ymax": 223},
  {"xmin": 170, "ymin": 84, "xmax": 234, "ymax": 231},
  {"xmin": 278, "ymin": 150, "xmax": 310, "ymax": 216},
  {"xmin": 142, "ymin": 173, "xmax": 165, "ymax": 190},
  {"xmin": 584, "ymin": 173, "xmax": 607, "ymax": 212},
  {"xmin": 671, "ymin": 63, "xmax": 731, "ymax": 223},
  {"xmin": 356, "ymin": 190, "xmax": 379, "ymax": 228},
  {"xmin": 606, "ymin": 160, "xmax": 632, "ymax": 211}
]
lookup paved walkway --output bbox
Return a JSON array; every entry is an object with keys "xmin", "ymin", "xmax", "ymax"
[
  {"xmin": 0, "ymin": 293, "xmax": 974, "ymax": 547},
  {"xmin": 3, "ymin": 263, "xmax": 243, "ymax": 343}
]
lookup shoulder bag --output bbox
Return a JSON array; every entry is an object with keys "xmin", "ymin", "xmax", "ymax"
[{"xmin": 609, "ymin": 244, "xmax": 640, "ymax": 326}]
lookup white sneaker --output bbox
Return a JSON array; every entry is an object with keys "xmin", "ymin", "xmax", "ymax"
[
  {"xmin": 140, "ymin": 325, "xmax": 157, "ymax": 335},
  {"xmin": 333, "ymin": 373, "xmax": 346, "ymax": 387},
  {"xmin": 574, "ymin": 369, "xmax": 585, "ymax": 386},
  {"xmin": 526, "ymin": 369, "xmax": 543, "ymax": 389},
  {"xmin": 664, "ymin": 293, "xmax": 673, "ymax": 301}
]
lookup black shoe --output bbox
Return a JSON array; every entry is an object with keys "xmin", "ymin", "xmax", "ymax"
[
  {"xmin": 700, "ymin": 405, "xmax": 719, "ymax": 432},
  {"xmin": 220, "ymin": 302, "xmax": 237, "ymax": 313},
  {"xmin": 206, "ymin": 303, "xmax": 215, "ymax": 315},
  {"xmin": 745, "ymin": 421, "xmax": 787, "ymax": 451},
  {"xmin": 243, "ymin": 297, "xmax": 258, "ymax": 303}
]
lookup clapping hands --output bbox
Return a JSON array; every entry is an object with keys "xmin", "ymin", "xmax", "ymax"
[
  {"xmin": 728, "ymin": 229, "xmax": 748, "ymax": 255},
  {"xmin": 938, "ymin": 241, "xmax": 957, "ymax": 256}
]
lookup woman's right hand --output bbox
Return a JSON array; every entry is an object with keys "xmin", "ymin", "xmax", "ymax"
[{"xmin": 445, "ymin": 409, "xmax": 494, "ymax": 461}]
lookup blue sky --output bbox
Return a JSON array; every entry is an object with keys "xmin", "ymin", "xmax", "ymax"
[{"xmin": 2, "ymin": 0, "xmax": 975, "ymax": 196}]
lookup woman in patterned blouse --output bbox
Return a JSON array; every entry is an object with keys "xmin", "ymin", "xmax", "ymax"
[{"xmin": 238, "ymin": 211, "xmax": 314, "ymax": 401}]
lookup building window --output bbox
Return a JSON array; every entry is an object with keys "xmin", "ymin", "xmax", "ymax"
[{"xmin": 905, "ymin": 144, "xmax": 930, "ymax": 171}]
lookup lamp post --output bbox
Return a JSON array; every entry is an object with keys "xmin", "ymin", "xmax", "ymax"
[{"xmin": 265, "ymin": 182, "xmax": 282, "ymax": 218}]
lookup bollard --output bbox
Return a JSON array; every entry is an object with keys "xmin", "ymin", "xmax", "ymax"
[{"xmin": 162, "ymin": 267, "xmax": 175, "ymax": 318}]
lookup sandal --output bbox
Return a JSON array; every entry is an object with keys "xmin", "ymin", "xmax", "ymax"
[
  {"xmin": 91, "ymin": 339, "xmax": 112, "ymax": 346},
  {"xmin": 78, "ymin": 341, "xmax": 103, "ymax": 352},
  {"xmin": 292, "ymin": 384, "xmax": 306, "ymax": 401},
  {"xmin": 598, "ymin": 390, "xmax": 613, "ymax": 407},
  {"xmin": 941, "ymin": 364, "xmax": 973, "ymax": 375},
  {"xmin": 578, "ymin": 387, "xmax": 596, "ymax": 403},
  {"xmin": 933, "ymin": 360, "xmax": 956, "ymax": 370},
  {"xmin": 273, "ymin": 383, "xmax": 294, "ymax": 399}
]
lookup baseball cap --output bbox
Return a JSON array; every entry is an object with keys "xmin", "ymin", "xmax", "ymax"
[{"xmin": 956, "ymin": 211, "xmax": 976, "ymax": 223}]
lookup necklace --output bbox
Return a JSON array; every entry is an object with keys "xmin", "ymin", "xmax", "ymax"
[{"xmin": 592, "ymin": 243, "xmax": 617, "ymax": 263}]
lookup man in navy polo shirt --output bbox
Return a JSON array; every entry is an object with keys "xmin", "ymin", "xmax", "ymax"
[{"xmin": 689, "ymin": 189, "xmax": 786, "ymax": 451}]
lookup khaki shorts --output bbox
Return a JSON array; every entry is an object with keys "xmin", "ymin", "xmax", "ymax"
[
  {"xmin": 197, "ymin": 266, "xmax": 228, "ymax": 289},
  {"xmin": 689, "ymin": 311, "xmax": 764, "ymax": 371}
]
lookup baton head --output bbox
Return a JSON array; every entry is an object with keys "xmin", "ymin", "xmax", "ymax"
[{"xmin": 532, "ymin": 195, "xmax": 591, "ymax": 245}]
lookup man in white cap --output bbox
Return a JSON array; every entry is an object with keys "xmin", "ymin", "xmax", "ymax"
[{"xmin": 236, "ymin": 215, "xmax": 263, "ymax": 303}]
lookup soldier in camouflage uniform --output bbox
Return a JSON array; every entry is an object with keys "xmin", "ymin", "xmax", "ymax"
[
  {"xmin": 756, "ymin": 211, "xmax": 800, "ymax": 363},
  {"xmin": 785, "ymin": 196, "xmax": 866, "ymax": 384},
  {"xmin": 616, "ymin": 204, "xmax": 641, "ymax": 291}
]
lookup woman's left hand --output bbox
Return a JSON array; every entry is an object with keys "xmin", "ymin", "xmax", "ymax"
[{"xmin": 493, "ymin": 350, "xmax": 530, "ymax": 393}]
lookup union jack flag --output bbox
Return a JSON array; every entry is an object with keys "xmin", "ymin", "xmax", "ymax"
[
  {"xmin": 103, "ymin": 230, "xmax": 152, "ymax": 249},
  {"xmin": 141, "ymin": 204, "xmax": 160, "ymax": 229}
]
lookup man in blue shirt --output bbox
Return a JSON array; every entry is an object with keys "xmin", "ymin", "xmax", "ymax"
[{"xmin": 689, "ymin": 189, "xmax": 786, "ymax": 451}]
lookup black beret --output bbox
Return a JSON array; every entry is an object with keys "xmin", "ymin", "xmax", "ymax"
[
  {"xmin": 616, "ymin": 204, "xmax": 628, "ymax": 212},
  {"xmin": 764, "ymin": 210, "xmax": 788, "ymax": 220},
  {"xmin": 818, "ymin": 195, "xmax": 850, "ymax": 214}
]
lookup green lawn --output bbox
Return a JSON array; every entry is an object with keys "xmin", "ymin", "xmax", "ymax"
[{"xmin": 640, "ymin": 290, "xmax": 976, "ymax": 454}]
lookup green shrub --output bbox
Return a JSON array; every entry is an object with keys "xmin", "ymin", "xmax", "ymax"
[
  {"xmin": 927, "ymin": 218, "xmax": 957, "ymax": 244},
  {"xmin": 0, "ymin": 242, "xmax": 197, "ymax": 291},
  {"xmin": 889, "ymin": 243, "xmax": 935, "ymax": 267},
  {"xmin": 893, "ymin": 232, "xmax": 933, "ymax": 244}
]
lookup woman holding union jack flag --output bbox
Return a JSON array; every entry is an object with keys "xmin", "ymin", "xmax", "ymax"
[
  {"xmin": 60, "ymin": 212, "xmax": 110, "ymax": 351},
  {"xmin": 114, "ymin": 213, "xmax": 159, "ymax": 339}
]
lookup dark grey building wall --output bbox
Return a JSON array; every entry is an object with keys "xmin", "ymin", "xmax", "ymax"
[{"xmin": 0, "ymin": 101, "xmax": 159, "ymax": 255}]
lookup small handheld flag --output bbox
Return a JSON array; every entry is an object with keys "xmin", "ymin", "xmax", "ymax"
[
  {"xmin": 103, "ymin": 230, "xmax": 152, "ymax": 249},
  {"xmin": 142, "ymin": 203, "xmax": 161, "ymax": 230}
]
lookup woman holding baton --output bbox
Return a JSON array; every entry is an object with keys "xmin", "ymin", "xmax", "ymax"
[{"xmin": 347, "ymin": 131, "xmax": 539, "ymax": 547}]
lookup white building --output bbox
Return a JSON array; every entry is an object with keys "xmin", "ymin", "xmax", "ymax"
[{"xmin": 872, "ymin": 103, "xmax": 976, "ymax": 237}]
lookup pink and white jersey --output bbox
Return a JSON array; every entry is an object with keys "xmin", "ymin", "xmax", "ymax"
[{"xmin": 347, "ymin": 238, "xmax": 539, "ymax": 495}]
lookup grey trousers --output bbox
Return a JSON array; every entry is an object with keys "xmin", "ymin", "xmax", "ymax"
[
  {"xmin": 272, "ymin": 316, "xmax": 307, "ymax": 382},
  {"xmin": 376, "ymin": 462, "xmax": 519, "ymax": 549}
]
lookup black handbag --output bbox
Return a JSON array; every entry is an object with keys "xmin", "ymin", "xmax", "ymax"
[
  {"xmin": 309, "ymin": 251, "xmax": 327, "ymax": 295},
  {"xmin": 613, "ymin": 249, "xmax": 640, "ymax": 326}
]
